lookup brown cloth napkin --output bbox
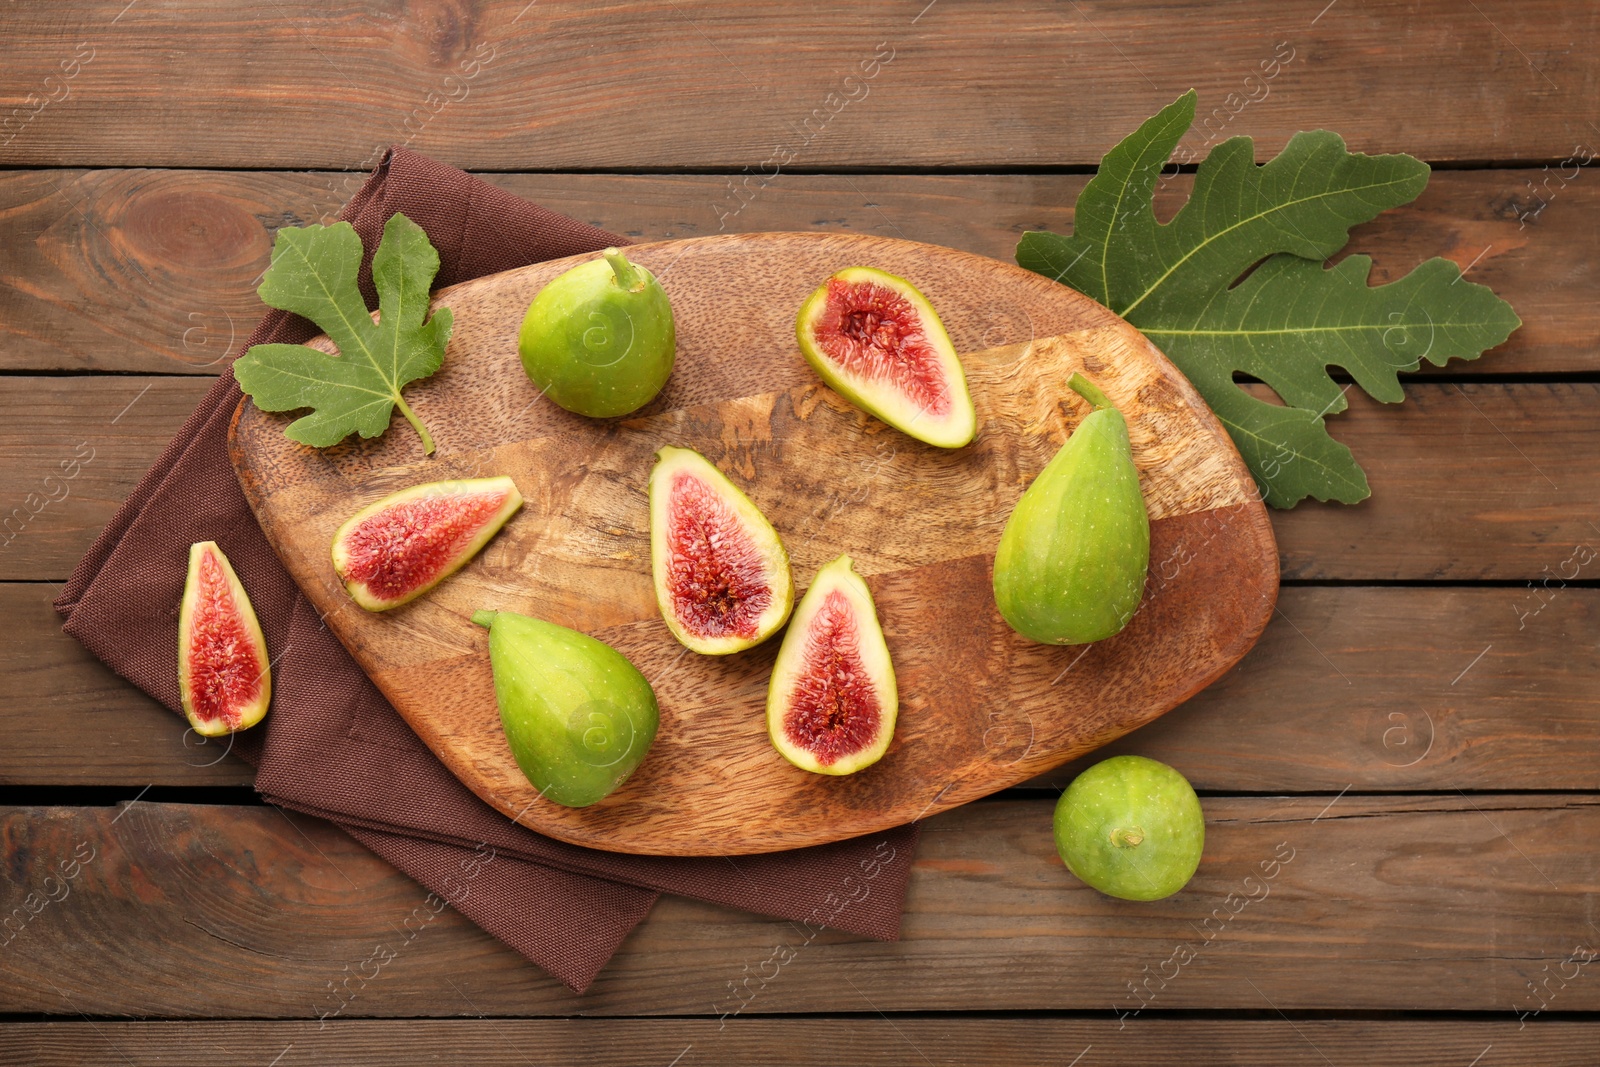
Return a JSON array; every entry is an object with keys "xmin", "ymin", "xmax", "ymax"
[{"xmin": 54, "ymin": 146, "xmax": 919, "ymax": 994}]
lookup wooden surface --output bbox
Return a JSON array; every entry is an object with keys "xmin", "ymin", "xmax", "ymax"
[
  {"xmin": 231, "ymin": 233, "xmax": 1276, "ymax": 854},
  {"xmin": 5, "ymin": 1019, "xmax": 1599, "ymax": 1067},
  {"xmin": 4, "ymin": 798, "xmax": 1598, "ymax": 1017},
  {"xmin": 4, "ymin": 0, "xmax": 1598, "ymax": 1059}
]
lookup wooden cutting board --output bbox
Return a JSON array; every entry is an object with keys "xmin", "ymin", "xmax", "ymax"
[{"xmin": 230, "ymin": 232, "xmax": 1278, "ymax": 856}]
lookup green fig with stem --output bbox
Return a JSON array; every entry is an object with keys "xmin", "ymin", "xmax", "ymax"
[
  {"xmin": 472, "ymin": 609, "xmax": 660, "ymax": 807},
  {"xmin": 517, "ymin": 247, "xmax": 676, "ymax": 418},
  {"xmin": 992, "ymin": 372, "xmax": 1151, "ymax": 645}
]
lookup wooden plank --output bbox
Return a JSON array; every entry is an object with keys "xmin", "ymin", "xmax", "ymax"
[
  {"xmin": 1, "ymin": 2, "xmax": 1594, "ymax": 169},
  {"xmin": 8, "ymin": 583, "xmax": 1598, "ymax": 792},
  {"xmin": 4, "ymin": 377, "xmax": 1596, "ymax": 582},
  {"xmin": 1, "ymin": 168, "xmax": 1589, "ymax": 377},
  {"xmin": 1269, "ymin": 383, "xmax": 1600, "ymax": 581},
  {"xmin": 1, "ymin": 798, "xmax": 1595, "ymax": 1016},
  {"xmin": 1042, "ymin": 583, "xmax": 1600, "ymax": 792},
  {"xmin": 1, "ymin": 1018, "xmax": 1594, "ymax": 1067},
  {"xmin": 0, "ymin": 582, "xmax": 253, "ymax": 786},
  {"xmin": 0, "ymin": 376, "xmax": 210, "ymax": 581}
]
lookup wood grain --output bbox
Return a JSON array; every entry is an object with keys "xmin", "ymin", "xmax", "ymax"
[
  {"xmin": 2, "ymin": 2, "xmax": 1595, "ymax": 169},
  {"xmin": 1, "ymin": 168, "xmax": 1589, "ymax": 377},
  {"xmin": 1036, "ymin": 586, "xmax": 1600, "ymax": 791},
  {"xmin": 2, "ymin": 0, "xmax": 1594, "ymax": 1041},
  {"xmin": 3, "ymin": 1019, "xmax": 1595, "ymax": 1067},
  {"xmin": 0, "ymin": 583, "xmax": 253, "ymax": 786},
  {"xmin": 7, "ymin": 377, "xmax": 1596, "ymax": 583},
  {"xmin": 3, "ymin": 798, "xmax": 1596, "ymax": 1016},
  {"xmin": 10, "ymin": 582, "xmax": 1599, "ymax": 792},
  {"xmin": 0, "ymin": 376, "xmax": 210, "ymax": 581},
  {"xmin": 230, "ymin": 232, "xmax": 1275, "ymax": 854},
  {"xmin": 1268, "ymin": 382, "xmax": 1600, "ymax": 581}
]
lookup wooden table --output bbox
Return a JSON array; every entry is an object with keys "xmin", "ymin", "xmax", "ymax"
[{"xmin": 2, "ymin": 3, "xmax": 1597, "ymax": 1062}]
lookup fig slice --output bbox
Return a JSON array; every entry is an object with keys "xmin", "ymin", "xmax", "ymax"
[
  {"xmin": 178, "ymin": 541, "xmax": 271, "ymax": 737},
  {"xmin": 331, "ymin": 476, "xmax": 523, "ymax": 611},
  {"xmin": 795, "ymin": 266, "xmax": 977, "ymax": 449},
  {"xmin": 649, "ymin": 446, "xmax": 794, "ymax": 655},
  {"xmin": 766, "ymin": 555, "xmax": 898, "ymax": 775}
]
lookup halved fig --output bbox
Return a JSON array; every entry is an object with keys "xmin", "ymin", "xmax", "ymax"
[
  {"xmin": 766, "ymin": 555, "xmax": 897, "ymax": 775},
  {"xmin": 331, "ymin": 476, "xmax": 523, "ymax": 611},
  {"xmin": 178, "ymin": 541, "xmax": 271, "ymax": 737},
  {"xmin": 650, "ymin": 446, "xmax": 794, "ymax": 654},
  {"xmin": 795, "ymin": 266, "xmax": 976, "ymax": 449}
]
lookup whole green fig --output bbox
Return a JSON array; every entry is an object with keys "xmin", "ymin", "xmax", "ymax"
[
  {"xmin": 992, "ymin": 372, "xmax": 1150, "ymax": 644},
  {"xmin": 471, "ymin": 609, "xmax": 660, "ymax": 807},
  {"xmin": 517, "ymin": 247, "xmax": 675, "ymax": 418}
]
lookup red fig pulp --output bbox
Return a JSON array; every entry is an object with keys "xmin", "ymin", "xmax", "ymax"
[
  {"xmin": 331, "ymin": 476, "xmax": 523, "ymax": 611},
  {"xmin": 650, "ymin": 446, "xmax": 793, "ymax": 654},
  {"xmin": 178, "ymin": 540, "xmax": 271, "ymax": 737},
  {"xmin": 795, "ymin": 266, "xmax": 976, "ymax": 448},
  {"xmin": 766, "ymin": 555, "xmax": 897, "ymax": 775}
]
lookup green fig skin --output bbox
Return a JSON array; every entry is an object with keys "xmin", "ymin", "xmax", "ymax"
[
  {"xmin": 472, "ymin": 610, "xmax": 660, "ymax": 808},
  {"xmin": 517, "ymin": 248, "xmax": 676, "ymax": 418},
  {"xmin": 992, "ymin": 373, "xmax": 1150, "ymax": 645}
]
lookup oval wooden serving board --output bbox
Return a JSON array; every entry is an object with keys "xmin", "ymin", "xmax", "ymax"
[{"xmin": 230, "ymin": 232, "xmax": 1278, "ymax": 856}]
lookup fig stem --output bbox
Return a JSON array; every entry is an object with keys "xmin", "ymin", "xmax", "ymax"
[
  {"xmin": 603, "ymin": 247, "xmax": 647, "ymax": 292},
  {"xmin": 394, "ymin": 394, "xmax": 436, "ymax": 455},
  {"xmin": 471, "ymin": 610, "xmax": 498, "ymax": 629},
  {"xmin": 1067, "ymin": 371, "xmax": 1116, "ymax": 412},
  {"xmin": 1110, "ymin": 826, "xmax": 1145, "ymax": 849}
]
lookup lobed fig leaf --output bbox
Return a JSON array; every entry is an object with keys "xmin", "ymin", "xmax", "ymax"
[
  {"xmin": 235, "ymin": 212, "xmax": 453, "ymax": 455},
  {"xmin": 1016, "ymin": 90, "xmax": 1520, "ymax": 507}
]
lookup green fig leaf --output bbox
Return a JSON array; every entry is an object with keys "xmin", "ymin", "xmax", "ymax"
[
  {"xmin": 1017, "ymin": 90, "xmax": 1520, "ymax": 507},
  {"xmin": 234, "ymin": 212, "xmax": 453, "ymax": 454}
]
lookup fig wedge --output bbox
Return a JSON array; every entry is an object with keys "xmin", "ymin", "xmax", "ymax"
[
  {"xmin": 796, "ymin": 266, "xmax": 976, "ymax": 448},
  {"xmin": 766, "ymin": 555, "xmax": 897, "ymax": 775},
  {"xmin": 178, "ymin": 540, "xmax": 271, "ymax": 737},
  {"xmin": 650, "ymin": 446, "xmax": 794, "ymax": 655},
  {"xmin": 332, "ymin": 476, "xmax": 523, "ymax": 611}
]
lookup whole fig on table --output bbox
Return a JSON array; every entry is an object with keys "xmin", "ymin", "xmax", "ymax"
[
  {"xmin": 472, "ymin": 609, "xmax": 659, "ymax": 807},
  {"xmin": 992, "ymin": 372, "xmax": 1150, "ymax": 645},
  {"xmin": 517, "ymin": 247, "xmax": 676, "ymax": 418}
]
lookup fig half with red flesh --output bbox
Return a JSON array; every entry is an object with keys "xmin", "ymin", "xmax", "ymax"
[
  {"xmin": 178, "ymin": 540, "xmax": 271, "ymax": 737},
  {"xmin": 766, "ymin": 554, "xmax": 898, "ymax": 775},
  {"xmin": 650, "ymin": 446, "xmax": 794, "ymax": 655},
  {"xmin": 331, "ymin": 476, "xmax": 523, "ymax": 611},
  {"xmin": 796, "ymin": 266, "xmax": 976, "ymax": 449}
]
